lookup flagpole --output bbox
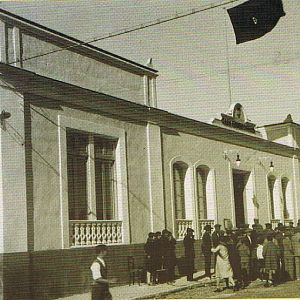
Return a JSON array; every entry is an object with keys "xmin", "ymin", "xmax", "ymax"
[{"xmin": 223, "ymin": 7, "xmax": 233, "ymax": 106}]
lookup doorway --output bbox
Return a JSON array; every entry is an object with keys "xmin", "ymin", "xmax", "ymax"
[{"xmin": 232, "ymin": 170, "xmax": 250, "ymax": 228}]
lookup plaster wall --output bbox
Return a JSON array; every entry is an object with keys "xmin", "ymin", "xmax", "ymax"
[
  {"xmin": 161, "ymin": 130, "xmax": 299, "ymax": 231},
  {"xmin": 0, "ymin": 86, "xmax": 28, "ymax": 253},
  {"xmin": 28, "ymin": 96, "xmax": 153, "ymax": 250},
  {"xmin": 294, "ymin": 127, "xmax": 300, "ymax": 149},
  {"xmin": 20, "ymin": 33, "xmax": 146, "ymax": 104},
  {"xmin": 0, "ymin": 17, "xmax": 150, "ymax": 105}
]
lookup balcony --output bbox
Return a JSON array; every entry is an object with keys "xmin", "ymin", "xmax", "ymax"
[
  {"xmin": 176, "ymin": 219, "xmax": 193, "ymax": 240},
  {"xmin": 69, "ymin": 220, "xmax": 123, "ymax": 247},
  {"xmin": 271, "ymin": 219, "xmax": 280, "ymax": 229}
]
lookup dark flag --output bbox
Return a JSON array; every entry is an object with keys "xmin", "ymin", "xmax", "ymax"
[{"xmin": 227, "ymin": 0, "xmax": 285, "ymax": 44}]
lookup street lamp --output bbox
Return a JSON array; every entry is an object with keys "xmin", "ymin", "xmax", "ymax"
[{"xmin": 223, "ymin": 150, "xmax": 241, "ymax": 167}]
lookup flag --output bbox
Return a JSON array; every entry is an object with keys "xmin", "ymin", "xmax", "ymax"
[{"xmin": 227, "ymin": 0, "xmax": 285, "ymax": 44}]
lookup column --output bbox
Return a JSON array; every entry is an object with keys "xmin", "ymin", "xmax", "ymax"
[{"xmin": 146, "ymin": 123, "xmax": 165, "ymax": 231}]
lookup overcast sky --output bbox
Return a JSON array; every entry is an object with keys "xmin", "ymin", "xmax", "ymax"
[{"xmin": 1, "ymin": 0, "xmax": 300, "ymax": 126}]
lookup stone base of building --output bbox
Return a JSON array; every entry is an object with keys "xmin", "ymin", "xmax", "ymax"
[{"xmin": 1, "ymin": 240, "xmax": 206, "ymax": 300}]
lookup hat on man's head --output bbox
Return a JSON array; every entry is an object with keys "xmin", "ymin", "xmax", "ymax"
[
  {"xmin": 265, "ymin": 223, "xmax": 272, "ymax": 228},
  {"xmin": 204, "ymin": 224, "xmax": 212, "ymax": 231},
  {"xmin": 187, "ymin": 227, "xmax": 194, "ymax": 233},
  {"xmin": 214, "ymin": 224, "xmax": 221, "ymax": 228}
]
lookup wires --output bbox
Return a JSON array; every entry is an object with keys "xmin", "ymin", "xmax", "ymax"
[{"xmin": 7, "ymin": 0, "xmax": 240, "ymax": 65}]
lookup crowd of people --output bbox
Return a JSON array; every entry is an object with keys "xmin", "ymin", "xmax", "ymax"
[
  {"xmin": 207, "ymin": 219, "xmax": 300, "ymax": 291},
  {"xmin": 143, "ymin": 218, "xmax": 300, "ymax": 292},
  {"xmin": 144, "ymin": 229, "xmax": 178, "ymax": 285}
]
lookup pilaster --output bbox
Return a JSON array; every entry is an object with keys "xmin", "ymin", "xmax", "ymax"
[{"xmin": 146, "ymin": 123, "xmax": 165, "ymax": 231}]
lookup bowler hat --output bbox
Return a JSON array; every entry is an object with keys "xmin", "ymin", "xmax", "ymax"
[
  {"xmin": 187, "ymin": 227, "xmax": 194, "ymax": 233},
  {"xmin": 214, "ymin": 224, "xmax": 221, "ymax": 228}
]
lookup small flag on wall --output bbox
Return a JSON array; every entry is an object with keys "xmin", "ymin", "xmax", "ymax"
[{"xmin": 227, "ymin": 0, "xmax": 285, "ymax": 44}]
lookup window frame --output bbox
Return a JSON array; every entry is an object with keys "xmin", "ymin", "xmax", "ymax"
[{"xmin": 58, "ymin": 115, "xmax": 129, "ymax": 248}]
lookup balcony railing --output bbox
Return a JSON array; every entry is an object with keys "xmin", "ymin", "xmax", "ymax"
[
  {"xmin": 284, "ymin": 219, "xmax": 293, "ymax": 226},
  {"xmin": 176, "ymin": 219, "xmax": 193, "ymax": 240},
  {"xmin": 199, "ymin": 219, "xmax": 215, "ymax": 238},
  {"xmin": 70, "ymin": 220, "xmax": 123, "ymax": 247},
  {"xmin": 271, "ymin": 219, "xmax": 280, "ymax": 229}
]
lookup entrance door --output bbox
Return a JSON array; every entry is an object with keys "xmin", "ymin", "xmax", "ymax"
[{"xmin": 232, "ymin": 171, "xmax": 250, "ymax": 228}]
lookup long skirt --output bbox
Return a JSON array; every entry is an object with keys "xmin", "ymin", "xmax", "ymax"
[{"xmin": 215, "ymin": 255, "xmax": 233, "ymax": 279}]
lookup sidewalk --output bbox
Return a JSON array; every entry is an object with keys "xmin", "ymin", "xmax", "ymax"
[{"xmin": 58, "ymin": 271, "xmax": 215, "ymax": 300}]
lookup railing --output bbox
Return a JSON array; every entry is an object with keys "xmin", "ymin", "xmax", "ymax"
[
  {"xmin": 284, "ymin": 219, "xmax": 293, "ymax": 226},
  {"xmin": 271, "ymin": 219, "xmax": 280, "ymax": 229},
  {"xmin": 199, "ymin": 219, "xmax": 215, "ymax": 238},
  {"xmin": 69, "ymin": 220, "xmax": 123, "ymax": 247},
  {"xmin": 176, "ymin": 219, "xmax": 193, "ymax": 240}
]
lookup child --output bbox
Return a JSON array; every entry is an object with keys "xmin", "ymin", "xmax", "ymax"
[
  {"xmin": 236, "ymin": 237, "xmax": 250, "ymax": 288},
  {"xmin": 90, "ymin": 244, "xmax": 113, "ymax": 300},
  {"xmin": 262, "ymin": 234, "xmax": 280, "ymax": 287},
  {"xmin": 256, "ymin": 237, "xmax": 265, "ymax": 281}
]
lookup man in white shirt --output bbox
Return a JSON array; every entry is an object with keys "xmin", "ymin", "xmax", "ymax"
[{"xmin": 90, "ymin": 244, "xmax": 112, "ymax": 300}]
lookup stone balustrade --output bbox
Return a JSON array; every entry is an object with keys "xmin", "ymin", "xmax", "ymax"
[
  {"xmin": 176, "ymin": 219, "xmax": 193, "ymax": 240},
  {"xmin": 69, "ymin": 220, "xmax": 123, "ymax": 247},
  {"xmin": 271, "ymin": 219, "xmax": 280, "ymax": 229}
]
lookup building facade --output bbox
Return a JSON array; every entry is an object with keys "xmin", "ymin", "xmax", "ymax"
[{"xmin": 0, "ymin": 9, "xmax": 300, "ymax": 299}]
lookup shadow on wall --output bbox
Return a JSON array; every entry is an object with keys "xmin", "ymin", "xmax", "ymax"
[{"xmin": 2, "ymin": 240, "xmax": 206, "ymax": 300}]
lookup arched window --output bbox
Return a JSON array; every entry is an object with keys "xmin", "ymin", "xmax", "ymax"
[
  {"xmin": 268, "ymin": 175, "xmax": 276, "ymax": 219},
  {"xmin": 173, "ymin": 162, "xmax": 188, "ymax": 219},
  {"xmin": 196, "ymin": 165, "xmax": 209, "ymax": 219}
]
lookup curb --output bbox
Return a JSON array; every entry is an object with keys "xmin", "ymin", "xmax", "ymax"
[{"xmin": 133, "ymin": 279, "xmax": 216, "ymax": 299}]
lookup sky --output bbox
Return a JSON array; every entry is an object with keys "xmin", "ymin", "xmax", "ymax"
[{"xmin": 1, "ymin": 0, "xmax": 300, "ymax": 126}]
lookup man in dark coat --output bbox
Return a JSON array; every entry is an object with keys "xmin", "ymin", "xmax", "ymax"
[
  {"xmin": 153, "ymin": 231, "xmax": 163, "ymax": 282},
  {"xmin": 212, "ymin": 224, "xmax": 224, "ymax": 247},
  {"xmin": 263, "ymin": 223, "xmax": 275, "ymax": 242},
  {"xmin": 291, "ymin": 227, "xmax": 300, "ymax": 280},
  {"xmin": 183, "ymin": 227, "xmax": 195, "ymax": 281},
  {"xmin": 201, "ymin": 224, "xmax": 212, "ymax": 278},
  {"xmin": 144, "ymin": 232, "xmax": 156, "ymax": 284},
  {"xmin": 161, "ymin": 229, "xmax": 177, "ymax": 284}
]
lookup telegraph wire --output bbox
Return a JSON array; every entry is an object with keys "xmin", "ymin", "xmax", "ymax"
[{"xmin": 8, "ymin": 0, "xmax": 240, "ymax": 65}]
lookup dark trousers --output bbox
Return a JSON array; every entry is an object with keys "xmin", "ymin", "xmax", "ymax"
[
  {"xmin": 204, "ymin": 254, "xmax": 211, "ymax": 277},
  {"xmin": 186, "ymin": 258, "xmax": 195, "ymax": 281},
  {"xmin": 91, "ymin": 283, "xmax": 112, "ymax": 300}
]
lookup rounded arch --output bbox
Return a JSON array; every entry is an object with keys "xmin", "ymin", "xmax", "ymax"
[
  {"xmin": 194, "ymin": 164, "xmax": 216, "ymax": 222},
  {"xmin": 226, "ymin": 102, "xmax": 248, "ymax": 123},
  {"xmin": 169, "ymin": 156, "xmax": 195, "ymax": 236},
  {"xmin": 169, "ymin": 155, "xmax": 193, "ymax": 168}
]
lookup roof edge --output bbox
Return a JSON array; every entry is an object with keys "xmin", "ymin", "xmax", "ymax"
[{"xmin": 0, "ymin": 8, "xmax": 158, "ymax": 76}]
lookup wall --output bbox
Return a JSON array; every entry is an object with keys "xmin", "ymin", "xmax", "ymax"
[
  {"xmin": 2, "ymin": 240, "xmax": 207, "ymax": 300},
  {"xmin": 161, "ymin": 129, "xmax": 298, "ymax": 231},
  {"xmin": 0, "ymin": 86, "xmax": 28, "ymax": 253},
  {"xmin": 28, "ymin": 95, "xmax": 155, "ymax": 250},
  {"xmin": 21, "ymin": 33, "xmax": 146, "ymax": 104},
  {"xmin": 0, "ymin": 18, "xmax": 156, "ymax": 106}
]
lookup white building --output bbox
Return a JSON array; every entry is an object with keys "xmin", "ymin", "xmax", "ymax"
[{"xmin": 0, "ymin": 9, "xmax": 299, "ymax": 299}]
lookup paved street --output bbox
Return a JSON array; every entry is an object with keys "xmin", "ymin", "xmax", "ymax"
[{"xmin": 162, "ymin": 280, "xmax": 300, "ymax": 299}]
